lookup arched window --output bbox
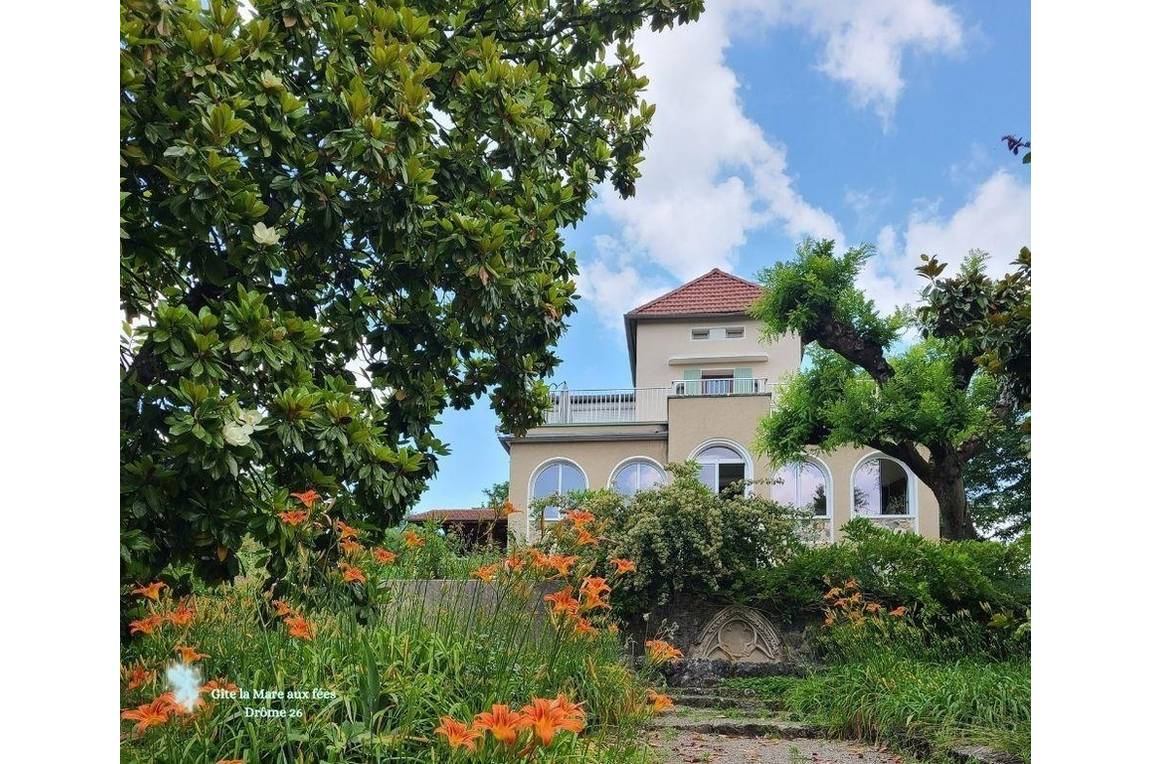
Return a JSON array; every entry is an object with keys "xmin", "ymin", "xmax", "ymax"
[
  {"xmin": 770, "ymin": 461, "xmax": 829, "ymax": 516},
  {"xmin": 852, "ymin": 456, "xmax": 913, "ymax": 516},
  {"xmin": 610, "ymin": 459, "xmax": 666, "ymax": 497},
  {"xmin": 694, "ymin": 444, "xmax": 748, "ymax": 495},
  {"xmin": 530, "ymin": 460, "xmax": 587, "ymax": 520}
]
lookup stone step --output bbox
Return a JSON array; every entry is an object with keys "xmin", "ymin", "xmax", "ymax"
[
  {"xmin": 647, "ymin": 713, "xmax": 818, "ymax": 739},
  {"xmin": 667, "ymin": 685, "xmax": 760, "ymax": 699},
  {"xmin": 666, "ymin": 693, "xmax": 784, "ymax": 712}
]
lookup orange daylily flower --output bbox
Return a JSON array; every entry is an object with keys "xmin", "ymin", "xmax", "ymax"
[
  {"xmin": 575, "ymin": 529, "xmax": 598, "ymax": 546},
  {"xmin": 496, "ymin": 499, "xmax": 516, "ymax": 519},
  {"xmin": 435, "ymin": 715, "xmax": 483, "ymax": 751},
  {"xmin": 551, "ymin": 694, "xmax": 586, "ymax": 726},
  {"xmin": 175, "ymin": 645, "xmax": 209, "ymax": 663},
  {"xmin": 472, "ymin": 563, "xmax": 500, "ymax": 582},
  {"xmin": 543, "ymin": 587, "xmax": 581, "ymax": 617},
  {"xmin": 843, "ymin": 578, "xmax": 859, "ymax": 590},
  {"xmin": 611, "ymin": 557, "xmax": 636, "ymax": 574},
  {"xmin": 824, "ymin": 612, "xmax": 838, "ymax": 626},
  {"xmin": 504, "ymin": 553, "xmax": 525, "ymax": 572},
  {"xmin": 278, "ymin": 509, "xmax": 309, "ymax": 526},
  {"xmin": 473, "ymin": 703, "xmax": 524, "ymax": 745},
  {"xmin": 824, "ymin": 586, "xmax": 843, "ymax": 600},
  {"xmin": 373, "ymin": 547, "xmax": 397, "ymax": 565},
  {"xmin": 579, "ymin": 577, "xmax": 611, "ymax": 610},
  {"xmin": 270, "ymin": 599, "xmax": 296, "ymax": 618},
  {"xmin": 334, "ymin": 520, "xmax": 359, "ymax": 539},
  {"xmin": 865, "ymin": 602, "xmax": 882, "ymax": 614},
  {"xmin": 518, "ymin": 697, "xmax": 581, "ymax": 746},
  {"xmin": 166, "ymin": 601, "xmax": 196, "ymax": 627},
  {"xmin": 566, "ymin": 509, "xmax": 595, "ymax": 527},
  {"xmin": 644, "ymin": 639, "xmax": 683, "ymax": 665},
  {"xmin": 339, "ymin": 562, "xmax": 367, "ymax": 584},
  {"xmin": 290, "ymin": 489, "xmax": 320, "ymax": 508},
  {"xmin": 889, "ymin": 606, "xmax": 907, "ymax": 617},
  {"xmin": 403, "ymin": 529, "xmax": 425, "ymax": 549},
  {"xmin": 123, "ymin": 664, "xmax": 155, "ymax": 691},
  {"xmin": 284, "ymin": 614, "xmax": 315, "ymax": 640},
  {"xmin": 547, "ymin": 554, "xmax": 579, "ymax": 576},
  {"xmin": 339, "ymin": 538, "xmax": 365, "ymax": 556},
  {"xmin": 129, "ymin": 614, "xmax": 164, "ymax": 636},
  {"xmin": 573, "ymin": 616, "xmax": 598, "ymax": 636},
  {"xmin": 132, "ymin": 581, "xmax": 167, "ymax": 601},
  {"xmin": 526, "ymin": 548, "xmax": 549, "ymax": 569},
  {"xmin": 647, "ymin": 690, "xmax": 675, "ymax": 712},
  {"xmin": 121, "ymin": 695, "xmax": 176, "ymax": 734}
]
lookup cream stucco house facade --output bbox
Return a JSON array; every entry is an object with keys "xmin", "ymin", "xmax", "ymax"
[{"xmin": 500, "ymin": 269, "xmax": 939, "ymax": 543}]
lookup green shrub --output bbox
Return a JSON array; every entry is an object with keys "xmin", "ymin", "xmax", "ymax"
[
  {"xmin": 533, "ymin": 463, "xmax": 807, "ymax": 614},
  {"xmin": 753, "ymin": 517, "xmax": 1030, "ymax": 622}
]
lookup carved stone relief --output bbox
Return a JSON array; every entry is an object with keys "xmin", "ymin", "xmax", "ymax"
[{"xmin": 688, "ymin": 605, "xmax": 784, "ymax": 663}]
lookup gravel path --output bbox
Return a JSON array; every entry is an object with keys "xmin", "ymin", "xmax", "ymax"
[{"xmin": 648, "ymin": 729, "xmax": 909, "ymax": 764}]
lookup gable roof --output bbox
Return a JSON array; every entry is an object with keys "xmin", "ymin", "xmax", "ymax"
[
  {"xmin": 626, "ymin": 268, "xmax": 762, "ymax": 318},
  {"xmin": 624, "ymin": 268, "xmax": 762, "ymax": 383}
]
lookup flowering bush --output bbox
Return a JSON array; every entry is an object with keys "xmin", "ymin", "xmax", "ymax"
[{"xmin": 530, "ymin": 462, "xmax": 806, "ymax": 613}]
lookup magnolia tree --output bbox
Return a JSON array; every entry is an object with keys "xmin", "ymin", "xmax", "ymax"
[
  {"xmin": 120, "ymin": 0, "xmax": 702, "ymax": 583},
  {"xmin": 751, "ymin": 239, "xmax": 1031, "ymax": 540}
]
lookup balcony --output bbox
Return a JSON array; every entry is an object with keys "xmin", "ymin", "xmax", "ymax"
[{"xmin": 541, "ymin": 378, "xmax": 776, "ymax": 425}]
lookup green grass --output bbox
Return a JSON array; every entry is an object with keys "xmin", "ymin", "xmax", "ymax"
[
  {"xmin": 783, "ymin": 652, "xmax": 1029, "ymax": 762},
  {"xmin": 121, "ymin": 572, "xmax": 660, "ymax": 763}
]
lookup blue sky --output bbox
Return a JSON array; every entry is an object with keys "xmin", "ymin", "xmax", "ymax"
[{"xmin": 415, "ymin": 0, "xmax": 1031, "ymax": 512}]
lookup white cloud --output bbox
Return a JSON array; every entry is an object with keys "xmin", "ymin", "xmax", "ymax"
[
  {"xmin": 862, "ymin": 171, "xmax": 1031, "ymax": 315},
  {"xmin": 785, "ymin": 0, "xmax": 964, "ymax": 123},
  {"xmin": 578, "ymin": 0, "xmax": 966, "ymax": 331}
]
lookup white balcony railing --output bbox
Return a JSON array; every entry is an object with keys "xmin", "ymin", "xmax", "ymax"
[{"xmin": 541, "ymin": 378, "xmax": 775, "ymax": 425}]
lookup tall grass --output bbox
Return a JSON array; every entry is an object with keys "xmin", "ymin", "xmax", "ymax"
[
  {"xmin": 121, "ymin": 527, "xmax": 660, "ymax": 763},
  {"xmin": 785, "ymin": 651, "xmax": 1030, "ymax": 761}
]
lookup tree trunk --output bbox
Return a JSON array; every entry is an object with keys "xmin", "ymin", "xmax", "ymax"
[{"xmin": 932, "ymin": 463, "xmax": 979, "ymax": 541}]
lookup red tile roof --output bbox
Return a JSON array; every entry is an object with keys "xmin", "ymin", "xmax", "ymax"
[
  {"xmin": 627, "ymin": 268, "xmax": 761, "ymax": 317},
  {"xmin": 406, "ymin": 508, "xmax": 505, "ymax": 523}
]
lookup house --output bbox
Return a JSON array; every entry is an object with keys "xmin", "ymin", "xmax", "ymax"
[
  {"xmin": 405, "ymin": 508, "xmax": 508, "ymax": 550},
  {"xmin": 499, "ymin": 268, "xmax": 940, "ymax": 543}
]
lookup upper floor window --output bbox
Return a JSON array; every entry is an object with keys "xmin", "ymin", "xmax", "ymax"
[
  {"xmin": 852, "ymin": 456, "xmax": 914, "ymax": 516},
  {"xmin": 770, "ymin": 461, "xmax": 829, "ymax": 516},
  {"xmin": 690, "ymin": 326, "xmax": 745, "ymax": 340},
  {"xmin": 610, "ymin": 459, "xmax": 666, "ymax": 497},
  {"xmin": 694, "ymin": 444, "xmax": 748, "ymax": 495},
  {"xmin": 531, "ymin": 460, "xmax": 587, "ymax": 521}
]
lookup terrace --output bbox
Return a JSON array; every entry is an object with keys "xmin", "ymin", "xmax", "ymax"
[{"xmin": 541, "ymin": 378, "xmax": 777, "ymax": 425}]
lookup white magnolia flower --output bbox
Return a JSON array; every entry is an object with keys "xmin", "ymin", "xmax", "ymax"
[{"xmin": 222, "ymin": 421, "xmax": 252, "ymax": 446}]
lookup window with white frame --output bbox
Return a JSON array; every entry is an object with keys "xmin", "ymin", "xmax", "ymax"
[
  {"xmin": 695, "ymin": 445, "xmax": 747, "ymax": 495},
  {"xmin": 610, "ymin": 459, "xmax": 666, "ymax": 497},
  {"xmin": 531, "ymin": 460, "xmax": 587, "ymax": 520},
  {"xmin": 770, "ymin": 461, "xmax": 829, "ymax": 516},
  {"xmin": 852, "ymin": 456, "xmax": 913, "ymax": 516}
]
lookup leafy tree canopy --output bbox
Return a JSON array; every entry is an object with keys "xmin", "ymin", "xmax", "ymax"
[
  {"xmin": 120, "ymin": 0, "xmax": 702, "ymax": 584},
  {"xmin": 751, "ymin": 239, "xmax": 1030, "ymax": 540}
]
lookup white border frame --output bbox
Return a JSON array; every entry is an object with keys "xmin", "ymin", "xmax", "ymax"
[
  {"xmin": 850, "ymin": 451, "xmax": 919, "ymax": 533},
  {"xmin": 690, "ymin": 438, "xmax": 755, "ymax": 494},
  {"xmin": 607, "ymin": 455, "xmax": 668, "ymax": 494}
]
